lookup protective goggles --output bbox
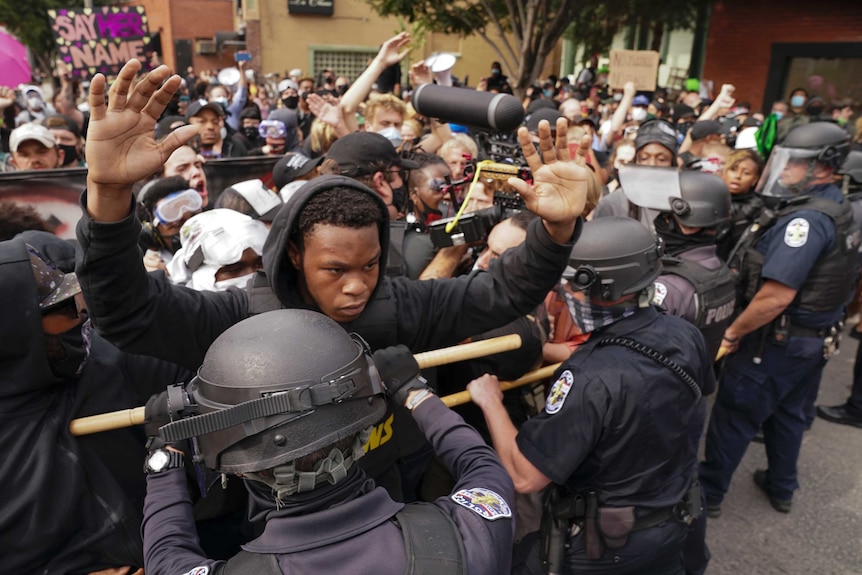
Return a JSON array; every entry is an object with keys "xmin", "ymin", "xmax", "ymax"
[
  {"xmin": 154, "ymin": 189, "xmax": 203, "ymax": 225},
  {"xmin": 258, "ymin": 119, "xmax": 287, "ymax": 139}
]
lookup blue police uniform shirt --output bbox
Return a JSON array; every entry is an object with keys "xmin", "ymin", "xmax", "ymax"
[{"xmin": 756, "ymin": 184, "xmax": 845, "ymax": 329}]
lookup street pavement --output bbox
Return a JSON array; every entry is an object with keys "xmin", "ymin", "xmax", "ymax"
[{"xmin": 704, "ymin": 331, "xmax": 862, "ymax": 575}]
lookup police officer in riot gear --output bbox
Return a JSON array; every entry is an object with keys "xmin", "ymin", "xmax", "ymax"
[
  {"xmin": 142, "ymin": 309, "xmax": 515, "ymax": 575},
  {"xmin": 624, "ymin": 168, "xmax": 735, "ymax": 359},
  {"xmin": 817, "ymin": 150, "xmax": 862, "ymax": 428},
  {"xmin": 469, "ymin": 217, "xmax": 715, "ymax": 575},
  {"xmin": 700, "ymin": 122, "xmax": 857, "ymax": 515}
]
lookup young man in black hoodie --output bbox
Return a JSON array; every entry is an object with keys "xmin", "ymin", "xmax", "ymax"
[{"xmin": 76, "ymin": 60, "xmax": 589, "ymax": 496}]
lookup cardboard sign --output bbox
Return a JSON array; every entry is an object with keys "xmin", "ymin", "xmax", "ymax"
[
  {"xmin": 608, "ymin": 50, "xmax": 660, "ymax": 92},
  {"xmin": 48, "ymin": 6, "xmax": 152, "ymax": 78}
]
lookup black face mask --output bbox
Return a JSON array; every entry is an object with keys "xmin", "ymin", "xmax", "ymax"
[
  {"xmin": 653, "ymin": 214, "xmax": 714, "ymax": 256},
  {"xmin": 677, "ymin": 122, "xmax": 693, "ymax": 138},
  {"xmin": 283, "ymin": 95, "xmax": 299, "ymax": 109},
  {"xmin": 337, "ymin": 84, "xmax": 349, "ymax": 96},
  {"xmin": 806, "ymin": 105, "xmax": 823, "ymax": 117},
  {"xmin": 59, "ymin": 144, "xmax": 79, "ymax": 166},
  {"xmin": 391, "ymin": 183, "xmax": 408, "ymax": 214},
  {"xmin": 45, "ymin": 319, "xmax": 92, "ymax": 379},
  {"xmin": 243, "ymin": 126, "xmax": 261, "ymax": 141}
]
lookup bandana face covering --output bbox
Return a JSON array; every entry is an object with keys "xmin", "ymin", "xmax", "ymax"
[
  {"xmin": 562, "ymin": 289, "xmax": 637, "ymax": 333},
  {"xmin": 46, "ymin": 319, "xmax": 93, "ymax": 378}
]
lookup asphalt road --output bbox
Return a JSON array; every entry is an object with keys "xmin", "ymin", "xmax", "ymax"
[{"xmin": 704, "ymin": 332, "xmax": 862, "ymax": 575}]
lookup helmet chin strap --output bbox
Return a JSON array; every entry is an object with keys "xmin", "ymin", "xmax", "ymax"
[{"xmin": 243, "ymin": 428, "xmax": 371, "ymax": 505}]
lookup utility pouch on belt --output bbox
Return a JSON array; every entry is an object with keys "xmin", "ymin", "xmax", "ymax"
[
  {"xmin": 540, "ymin": 487, "xmax": 584, "ymax": 575},
  {"xmin": 597, "ymin": 506, "xmax": 635, "ymax": 549}
]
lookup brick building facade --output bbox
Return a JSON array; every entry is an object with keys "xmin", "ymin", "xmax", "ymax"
[{"xmin": 703, "ymin": 0, "xmax": 862, "ymax": 112}]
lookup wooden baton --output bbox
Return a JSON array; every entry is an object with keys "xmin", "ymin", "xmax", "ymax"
[
  {"xmin": 69, "ymin": 334, "xmax": 523, "ymax": 437},
  {"xmin": 440, "ymin": 362, "xmax": 562, "ymax": 408}
]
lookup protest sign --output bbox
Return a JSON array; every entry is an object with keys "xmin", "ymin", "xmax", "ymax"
[
  {"xmin": 47, "ymin": 6, "xmax": 152, "ymax": 78},
  {"xmin": 608, "ymin": 50, "xmax": 660, "ymax": 92}
]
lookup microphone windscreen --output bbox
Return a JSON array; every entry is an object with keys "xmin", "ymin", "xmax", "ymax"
[{"xmin": 411, "ymin": 84, "xmax": 524, "ymax": 133}]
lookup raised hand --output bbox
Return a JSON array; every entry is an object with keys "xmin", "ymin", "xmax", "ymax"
[
  {"xmin": 409, "ymin": 62, "xmax": 433, "ymax": 87},
  {"xmin": 509, "ymin": 117, "xmax": 589, "ymax": 243},
  {"xmin": 86, "ymin": 59, "xmax": 198, "ymax": 221},
  {"xmin": 375, "ymin": 32, "xmax": 411, "ymax": 68},
  {"xmin": 306, "ymin": 92, "xmax": 349, "ymax": 136},
  {"xmin": 0, "ymin": 86, "xmax": 15, "ymax": 110}
]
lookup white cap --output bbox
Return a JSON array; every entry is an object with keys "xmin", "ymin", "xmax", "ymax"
[
  {"xmin": 289, "ymin": 68, "xmax": 302, "ymax": 79},
  {"xmin": 10, "ymin": 123, "xmax": 56, "ymax": 152},
  {"xmin": 277, "ymin": 79, "xmax": 298, "ymax": 93},
  {"xmin": 735, "ymin": 126, "xmax": 759, "ymax": 150}
]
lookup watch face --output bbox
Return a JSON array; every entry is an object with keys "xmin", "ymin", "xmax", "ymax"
[{"xmin": 149, "ymin": 449, "xmax": 170, "ymax": 472}]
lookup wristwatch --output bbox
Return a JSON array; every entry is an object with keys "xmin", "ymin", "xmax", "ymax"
[{"xmin": 144, "ymin": 448, "xmax": 185, "ymax": 474}]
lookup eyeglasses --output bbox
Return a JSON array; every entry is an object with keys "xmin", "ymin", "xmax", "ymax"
[
  {"xmin": 154, "ymin": 189, "xmax": 203, "ymax": 226},
  {"xmin": 385, "ymin": 166, "xmax": 408, "ymax": 183}
]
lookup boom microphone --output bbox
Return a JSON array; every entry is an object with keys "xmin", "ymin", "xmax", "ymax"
[{"xmin": 411, "ymin": 84, "xmax": 524, "ymax": 133}]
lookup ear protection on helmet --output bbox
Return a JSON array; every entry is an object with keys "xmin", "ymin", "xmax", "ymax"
[{"xmin": 670, "ymin": 198, "xmax": 691, "ymax": 217}]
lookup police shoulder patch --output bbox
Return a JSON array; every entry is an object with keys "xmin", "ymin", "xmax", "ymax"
[
  {"xmin": 784, "ymin": 217, "xmax": 810, "ymax": 248},
  {"xmin": 181, "ymin": 567, "xmax": 209, "ymax": 575},
  {"xmin": 451, "ymin": 487, "xmax": 512, "ymax": 520},
  {"xmin": 653, "ymin": 282, "xmax": 668, "ymax": 306},
  {"xmin": 545, "ymin": 369, "xmax": 574, "ymax": 414}
]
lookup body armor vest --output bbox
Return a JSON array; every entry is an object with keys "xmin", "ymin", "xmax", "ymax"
[
  {"xmin": 660, "ymin": 256, "xmax": 736, "ymax": 359},
  {"xmin": 730, "ymin": 195, "xmax": 859, "ymax": 316}
]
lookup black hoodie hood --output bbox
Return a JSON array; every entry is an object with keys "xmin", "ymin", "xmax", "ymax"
[
  {"xmin": 262, "ymin": 174, "xmax": 390, "ymax": 311},
  {"xmin": 0, "ymin": 233, "xmax": 75, "ymax": 400}
]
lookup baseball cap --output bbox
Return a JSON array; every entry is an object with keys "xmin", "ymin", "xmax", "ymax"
[
  {"xmin": 690, "ymin": 120, "xmax": 722, "ymax": 141},
  {"xmin": 277, "ymin": 79, "xmax": 298, "ymax": 93},
  {"xmin": 672, "ymin": 104, "xmax": 696, "ymax": 122},
  {"xmin": 185, "ymin": 99, "xmax": 225, "ymax": 121},
  {"xmin": 273, "ymin": 152, "xmax": 324, "ymax": 189},
  {"xmin": 632, "ymin": 95, "xmax": 650, "ymax": 107},
  {"xmin": 10, "ymin": 123, "xmax": 57, "ymax": 152},
  {"xmin": 325, "ymin": 132, "xmax": 420, "ymax": 177},
  {"xmin": 526, "ymin": 108, "xmax": 564, "ymax": 134},
  {"xmin": 634, "ymin": 119, "xmax": 679, "ymax": 154}
]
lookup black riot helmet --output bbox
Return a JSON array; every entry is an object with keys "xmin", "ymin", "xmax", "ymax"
[
  {"xmin": 840, "ymin": 150, "xmax": 862, "ymax": 193},
  {"xmin": 620, "ymin": 166, "xmax": 731, "ymax": 229},
  {"xmin": 159, "ymin": 309, "xmax": 386, "ymax": 474},
  {"xmin": 670, "ymin": 171, "xmax": 732, "ymax": 228},
  {"xmin": 563, "ymin": 217, "xmax": 663, "ymax": 302},
  {"xmin": 757, "ymin": 122, "xmax": 850, "ymax": 198}
]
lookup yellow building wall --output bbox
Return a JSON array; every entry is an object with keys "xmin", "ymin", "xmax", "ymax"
[{"xmin": 253, "ymin": 0, "xmax": 561, "ymax": 87}]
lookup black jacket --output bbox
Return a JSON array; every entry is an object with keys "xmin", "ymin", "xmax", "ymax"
[{"xmin": 0, "ymin": 232, "xmax": 191, "ymax": 574}]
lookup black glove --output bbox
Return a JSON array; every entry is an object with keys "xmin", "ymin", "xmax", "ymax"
[
  {"xmin": 144, "ymin": 391, "xmax": 170, "ymax": 440},
  {"xmin": 372, "ymin": 345, "xmax": 428, "ymax": 406}
]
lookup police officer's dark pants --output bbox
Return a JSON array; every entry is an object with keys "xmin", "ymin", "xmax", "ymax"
[
  {"xmin": 700, "ymin": 335, "xmax": 825, "ymax": 504},
  {"xmin": 846, "ymin": 339, "xmax": 862, "ymax": 417}
]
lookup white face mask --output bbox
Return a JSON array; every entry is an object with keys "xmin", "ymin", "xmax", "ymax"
[
  {"xmin": 631, "ymin": 107, "xmax": 648, "ymax": 122},
  {"xmin": 213, "ymin": 272, "xmax": 255, "ymax": 291},
  {"xmin": 377, "ymin": 126, "xmax": 403, "ymax": 148},
  {"xmin": 219, "ymin": 127, "xmax": 228, "ymax": 141}
]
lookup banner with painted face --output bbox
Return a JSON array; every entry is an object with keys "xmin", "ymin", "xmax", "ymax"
[{"xmin": 47, "ymin": 6, "xmax": 153, "ymax": 79}]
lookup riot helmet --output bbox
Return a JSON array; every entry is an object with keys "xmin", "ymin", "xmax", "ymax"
[
  {"xmin": 159, "ymin": 309, "xmax": 386, "ymax": 475},
  {"xmin": 620, "ymin": 167, "xmax": 731, "ymax": 229},
  {"xmin": 756, "ymin": 122, "xmax": 850, "ymax": 199},
  {"xmin": 563, "ymin": 217, "xmax": 663, "ymax": 302},
  {"xmin": 839, "ymin": 150, "xmax": 862, "ymax": 194}
]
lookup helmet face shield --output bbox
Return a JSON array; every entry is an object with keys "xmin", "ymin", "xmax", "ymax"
[{"xmin": 756, "ymin": 146, "xmax": 822, "ymax": 199}]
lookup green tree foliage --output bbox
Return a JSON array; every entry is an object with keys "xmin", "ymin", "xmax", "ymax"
[
  {"xmin": 0, "ymin": 0, "xmax": 110, "ymax": 73},
  {"xmin": 366, "ymin": 0, "xmax": 709, "ymax": 93}
]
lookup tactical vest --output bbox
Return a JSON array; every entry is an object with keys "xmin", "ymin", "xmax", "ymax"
[
  {"xmin": 730, "ymin": 195, "xmax": 859, "ymax": 315},
  {"xmin": 212, "ymin": 502, "xmax": 467, "ymax": 575},
  {"xmin": 659, "ymin": 256, "xmax": 737, "ymax": 360},
  {"xmin": 387, "ymin": 220, "xmax": 409, "ymax": 277}
]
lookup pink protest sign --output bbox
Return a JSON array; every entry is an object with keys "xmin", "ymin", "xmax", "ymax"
[{"xmin": 47, "ymin": 6, "xmax": 153, "ymax": 78}]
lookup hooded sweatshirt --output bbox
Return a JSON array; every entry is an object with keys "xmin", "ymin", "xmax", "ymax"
[
  {"xmin": 0, "ymin": 232, "xmax": 191, "ymax": 574},
  {"xmin": 77, "ymin": 176, "xmax": 577, "ymax": 482}
]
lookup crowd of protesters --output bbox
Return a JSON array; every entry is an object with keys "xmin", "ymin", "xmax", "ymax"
[{"xmin": 1, "ymin": 29, "xmax": 861, "ymax": 575}]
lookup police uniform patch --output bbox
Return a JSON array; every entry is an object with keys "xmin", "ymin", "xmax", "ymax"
[
  {"xmin": 451, "ymin": 488, "xmax": 512, "ymax": 520},
  {"xmin": 653, "ymin": 282, "xmax": 668, "ymax": 306},
  {"xmin": 181, "ymin": 567, "xmax": 209, "ymax": 575},
  {"xmin": 545, "ymin": 369, "xmax": 574, "ymax": 414},
  {"xmin": 784, "ymin": 218, "xmax": 809, "ymax": 248}
]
